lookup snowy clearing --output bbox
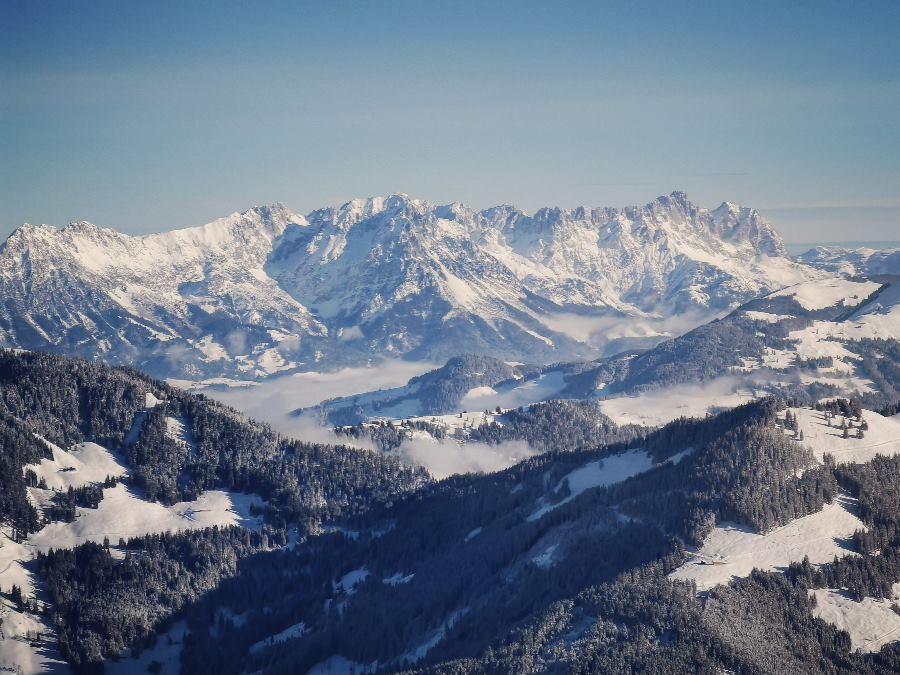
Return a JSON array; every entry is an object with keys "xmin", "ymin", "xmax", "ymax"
[
  {"xmin": 27, "ymin": 485, "xmax": 265, "ymax": 552},
  {"xmin": 791, "ymin": 407, "xmax": 900, "ymax": 465},
  {"xmin": 669, "ymin": 493, "xmax": 864, "ymax": 591},
  {"xmin": 0, "ymin": 530, "xmax": 67, "ymax": 674},
  {"xmin": 306, "ymin": 654, "xmax": 369, "ymax": 674},
  {"xmin": 383, "ymin": 572, "xmax": 415, "ymax": 586},
  {"xmin": 334, "ymin": 568, "xmax": 369, "ymax": 594},
  {"xmin": 810, "ymin": 586, "xmax": 900, "ymax": 653},
  {"xmin": 248, "ymin": 621, "xmax": 308, "ymax": 654},
  {"xmin": 528, "ymin": 449, "xmax": 654, "ymax": 521},
  {"xmin": 769, "ymin": 278, "xmax": 880, "ymax": 311},
  {"xmin": 27, "ymin": 439, "xmax": 129, "ymax": 490}
]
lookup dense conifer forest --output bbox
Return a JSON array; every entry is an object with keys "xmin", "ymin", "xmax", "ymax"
[{"xmin": 4, "ymin": 347, "xmax": 900, "ymax": 673}]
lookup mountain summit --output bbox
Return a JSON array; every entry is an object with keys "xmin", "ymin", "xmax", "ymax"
[{"xmin": 0, "ymin": 193, "xmax": 818, "ymax": 379}]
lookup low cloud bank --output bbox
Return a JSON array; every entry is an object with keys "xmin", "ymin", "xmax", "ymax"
[{"xmin": 394, "ymin": 438, "xmax": 535, "ymax": 480}]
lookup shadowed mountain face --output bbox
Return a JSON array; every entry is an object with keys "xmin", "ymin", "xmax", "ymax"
[{"xmin": 0, "ymin": 193, "xmax": 816, "ymax": 380}]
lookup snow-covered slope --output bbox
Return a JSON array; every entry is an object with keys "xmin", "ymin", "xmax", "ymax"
[
  {"xmin": 0, "ymin": 432, "xmax": 266, "ymax": 675},
  {"xmin": 0, "ymin": 193, "xmax": 818, "ymax": 379},
  {"xmin": 0, "ymin": 204, "xmax": 331, "ymax": 379},
  {"xmin": 671, "ymin": 405, "xmax": 900, "ymax": 594},
  {"xmin": 797, "ymin": 246, "xmax": 900, "ymax": 277},
  {"xmin": 810, "ymin": 587, "xmax": 900, "ymax": 653},
  {"xmin": 670, "ymin": 493, "xmax": 864, "ymax": 592}
]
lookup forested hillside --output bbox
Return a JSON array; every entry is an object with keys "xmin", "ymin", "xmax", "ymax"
[
  {"xmin": 3, "ymin": 349, "xmax": 900, "ymax": 673},
  {"xmin": 0, "ymin": 349, "xmax": 428, "ymax": 672},
  {"xmin": 0, "ymin": 349, "xmax": 427, "ymax": 527},
  {"xmin": 336, "ymin": 400, "xmax": 645, "ymax": 454},
  {"xmin": 123, "ymin": 397, "xmax": 889, "ymax": 674}
]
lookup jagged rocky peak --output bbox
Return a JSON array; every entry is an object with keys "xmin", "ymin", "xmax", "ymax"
[
  {"xmin": 1, "ymin": 222, "xmax": 56, "ymax": 250},
  {"xmin": 297, "ymin": 191, "xmax": 786, "ymax": 258},
  {"xmin": 191, "ymin": 202, "xmax": 305, "ymax": 242},
  {"xmin": 62, "ymin": 220, "xmax": 104, "ymax": 234},
  {"xmin": 624, "ymin": 191, "xmax": 782, "ymax": 255},
  {"xmin": 644, "ymin": 190, "xmax": 697, "ymax": 217},
  {"xmin": 709, "ymin": 200, "xmax": 785, "ymax": 256},
  {"xmin": 0, "ymin": 191, "xmax": 818, "ymax": 379},
  {"xmin": 310, "ymin": 193, "xmax": 428, "ymax": 231}
]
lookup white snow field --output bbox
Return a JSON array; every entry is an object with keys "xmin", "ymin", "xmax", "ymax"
[
  {"xmin": 248, "ymin": 621, "xmax": 308, "ymax": 655},
  {"xmin": 28, "ymin": 439, "xmax": 128, "ymax": 490},
  {"xmin": 769, "ymin": 278, "xmax": 880, "ymax": 311},
  {"xmin": 0, "ymin": 407, "xmax": 268, "ymax": 674},
  {"xmin": 528, "ymin": 449, "xmax": 654, "ymax": 521},
  {"xmin": 334, "ymin": 568, "xmax": 369, "ymax": 594},
  {"xmin": 810, "ymin": 586, "xmax": 900, "ymax": 653},
  {"xmin": 669, "ymin": 493, "xmax": 865, "ymax": 592},
  {"xmin": 792, "ymin": 407, "xmax": 900, "ymax": 465},
  {"xmin": 27, "ymin": 485, "xmax": 264, "ymax": 553},
  {"xmin": 0, "ymin": 530, "xmax": 69, "ymax": 674}
]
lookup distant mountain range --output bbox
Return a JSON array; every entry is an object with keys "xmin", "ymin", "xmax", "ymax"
[
  {"xmin": 796, "ymin": 245, "xmax": 900, "ymax": 277},
  {"xmin": 1, "ymin": 192, "xmax": 855, "ymax": 380}
]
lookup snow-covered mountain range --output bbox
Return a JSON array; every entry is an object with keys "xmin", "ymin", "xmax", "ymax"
[{"xmin": 0, "ymin": 192, "xmax": 820, "ymax": 379}]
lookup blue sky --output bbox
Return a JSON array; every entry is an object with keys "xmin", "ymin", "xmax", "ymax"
[{"xmin": 1, "ymin": 0, "xmax": 898, "ymax": 242}]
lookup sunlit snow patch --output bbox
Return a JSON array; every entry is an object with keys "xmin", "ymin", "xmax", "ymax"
[
  {"xmin": 768, "ymin": 278, "xmax": 881, "ymax": 311},
  {"xmin": 797, "ymin": 407, "xmax": 900, "ymax": 465},
  {"xmin": 27, "ymin": 485, "xmax": 265, "ymax": 552},
  {"xmin": 810, "ymin": 586, "xmax": 900, "ymax": 653},
  {"xmin": 528, "ymin": 449, "xmax": 654, "ymax": 521},
  {"xmin": 249, "ymin": 621, "xmax": 308, "ymax": 654},
  {"xmin": 669, "ymin": 493, "xmax": 864, "ymax": 592},
  {"xmin": 28, "ymin": 439, "xmax": 129, "ymax": 490}
]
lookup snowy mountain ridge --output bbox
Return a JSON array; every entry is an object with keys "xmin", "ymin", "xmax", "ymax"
[
  {"xmin": 796, "ymin": 245, "xmax": 900, "ymax": 277},
  {"xmin": 0, "ymin": 192, "xmax": 820, "ymax": 379}
]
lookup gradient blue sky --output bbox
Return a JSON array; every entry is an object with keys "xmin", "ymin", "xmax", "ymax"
[{"xmin": 2, "ymin": 0, "xmax": 898, "ymax": 242}]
